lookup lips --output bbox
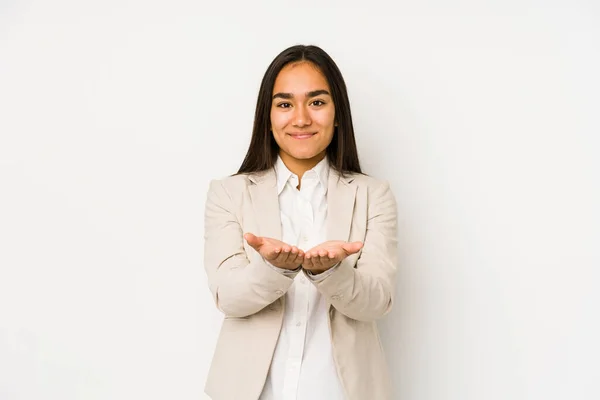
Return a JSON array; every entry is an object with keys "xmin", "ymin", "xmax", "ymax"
[{"xmin": 288, "ymin": 132, "xmax": 317, "ymax": 139}]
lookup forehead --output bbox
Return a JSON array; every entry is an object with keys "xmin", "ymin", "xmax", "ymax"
[{"xmin": 273, "ymin": 62, "xmax": 331, "ymax": 94}]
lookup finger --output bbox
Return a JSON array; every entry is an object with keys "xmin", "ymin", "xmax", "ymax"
[
  {"xmin": 293, "ymin": 254, "xmax": 304, "ymax": 266},
  {"xmin": 274, "ymin": 246, "xmax": 292, "ymax": 264},
  {"xmin": 308, "ymin": 252, "xmax": 324, "ymax": 270},
  {"xmin": 319, "ymin": 255, "xmax": 335, "ymax": 270},
  {"xmin": 289, "ymin": 247, "xmax": 303, "ymax": 265},
  {"xmin": 323, "ymin": 252, "xmax": 342, "ymax": 266},
  {"xmin": 302, "ymin": 252, "xmax": 314, "ymax": 270},
  {"xmin": 244, "ymin": 233, "xmax": 263, "ymax": 249},
  {"xmin": 289, "ymin": 254, "xmax": 302, "ymax": 268},
  {"xmin": 263, "ymin": 245, "xmax": 282, "ymax": 261},
  {"xmin": 341, "ymin": 241, "xmax": 363, "ymax": 255}
]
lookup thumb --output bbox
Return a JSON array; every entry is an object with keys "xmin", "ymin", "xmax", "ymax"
[
  {"xmin": 341, "ymin": 241, "xmax": 363, "ymax": 255},
  {"xmin": 244, "ymin": 233, "xmax": 262, "ymax": 249}
]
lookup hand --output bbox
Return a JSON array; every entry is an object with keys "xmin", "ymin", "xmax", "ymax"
[
  {"xmin": 244, "ymin": 233, "xmax": 305, "ymax": 270},
  {"xmin": 302, "ymin": 240, "xmax": 363, "ymax": 274}
]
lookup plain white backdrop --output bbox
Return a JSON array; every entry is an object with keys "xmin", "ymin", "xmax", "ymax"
[{"xmin": 1, "ymin": 1, "xmax": 599, "ymax": 399}]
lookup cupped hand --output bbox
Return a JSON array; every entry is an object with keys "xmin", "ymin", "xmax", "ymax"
[
  {"xmin": 302, "ymin": 240, "xmax": 363, "ymax": 274},
  {"xmin": 244, "ymin": 233, "xmax": 304, "ymax": 270}
]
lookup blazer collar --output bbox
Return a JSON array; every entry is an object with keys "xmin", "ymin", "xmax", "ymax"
[
  {"xmin": 247, "ymin": 168, "xmax": 277, "ymax": 186},
  {"xmin": 247, "ymin": 164, "xmax": 355, "ymax": 185},
  {"xmin": 273, "ymin": 156, "xmax": 330, "ymax": 195},
  {"xmin": 325, "ymin": 168, "xmax": 357, "ymax": 243},
  {"xmin": 247, "ymin": 169, "xmax": 281, "ymax": 240}
]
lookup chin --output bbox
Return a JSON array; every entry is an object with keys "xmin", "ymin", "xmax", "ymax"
[{"xmin": 288, "ymin": 150, "xmax": 323, "ymax": 160}]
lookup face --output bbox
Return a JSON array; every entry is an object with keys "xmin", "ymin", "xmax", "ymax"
[{"xmin": 270, "ymin": 62, "xmax": 336, "ymax": 166}]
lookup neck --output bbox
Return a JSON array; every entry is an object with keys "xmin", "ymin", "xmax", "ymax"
[{"xmin": 279, "ymin": 151, "xmax": 326, "ymax": 181}]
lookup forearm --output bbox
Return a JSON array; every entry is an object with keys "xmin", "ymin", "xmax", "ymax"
[
  {"xmin": 204, "ymin": 179, "xmax": 293, "ymax": 318},
  {"xmin": 313, "ymin": 258, "xmax": 395, "ymax": 321},
  {"xmin": 208, "ymin": 254, "xmax": 294, "ymax": 317},
  {"xmin": 313, "ymin": 181, "xmax": 398, "ymax": 322}
]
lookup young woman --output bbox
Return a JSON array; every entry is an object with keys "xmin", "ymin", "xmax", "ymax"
[{"xmin": 203, "ymin": 45, "xmax": 398, "ymax": 400}]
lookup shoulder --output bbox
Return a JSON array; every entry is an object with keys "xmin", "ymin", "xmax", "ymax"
[
  {"xmin": 205, "ymin": 174, "xmax": 254, "ymax": 213},
  {"xmin": 347, "ymin": 172, "xmax": 392, "ymax": 194},
  {"xmin": 207, "ymin": 169, "xmax": 272, "ymax": 198},
  {"xmin": 209, "ymin": 173, "xmax": 251, "ymax": 193},
  {"xmin": 346, "ymin": 172, "xmax": 397, "ymax": 213}
]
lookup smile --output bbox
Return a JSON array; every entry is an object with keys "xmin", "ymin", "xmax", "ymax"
[{"xmin": 288, "ymin": 132, "xmax": 317, "ymax": 140}]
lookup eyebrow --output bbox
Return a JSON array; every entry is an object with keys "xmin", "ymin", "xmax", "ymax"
[{"xmin": 272, "ymin": 89, "xmax": 331, "ymax": 100}]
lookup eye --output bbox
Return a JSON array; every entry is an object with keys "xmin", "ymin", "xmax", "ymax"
[
  {"xmin": 311, "ymin": 100, "xmax": 326, "ymax": 106},
  {"xmin": 276, "ymin": 102, "xmax": 292, "ymax": 108}
]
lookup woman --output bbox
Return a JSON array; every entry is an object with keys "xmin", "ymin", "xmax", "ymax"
[{"xmin": 203, "ymin": 44, "xmax": 398, "ymax": 400}]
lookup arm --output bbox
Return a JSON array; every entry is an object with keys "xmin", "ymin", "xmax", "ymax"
[
  {"xmin": 203, "ymin": 179, "xmax": 296, "ymax": 318},
  {"xmin": 312, "ymin": 181, "xmax": 398, "ymax": 322}
]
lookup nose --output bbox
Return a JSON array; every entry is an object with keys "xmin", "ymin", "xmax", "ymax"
[{"xmin": 293, "ymin": 104, "xmax": 311, "ymax": 127}]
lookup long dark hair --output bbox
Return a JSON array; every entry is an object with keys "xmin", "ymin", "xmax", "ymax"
[{"xmin": 236, "ymin": 44, "xmax": 362, "ymax": 175}]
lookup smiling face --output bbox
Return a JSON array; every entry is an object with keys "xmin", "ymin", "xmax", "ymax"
[{"xmin": 270, "ymin": 61, "xmax": 336, "ymax": 172}]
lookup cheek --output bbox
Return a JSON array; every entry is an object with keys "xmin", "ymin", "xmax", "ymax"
[
  {"xmin": 314, "ymin": 113, "xmax": 336, "ymax": 135},
  {"xmin": 313, "ymin": 107, "xmax": 335, "ymax": 126},
  {"xmin": 270, "ymin": 111, "xmax": 290, "ymax": 132}
]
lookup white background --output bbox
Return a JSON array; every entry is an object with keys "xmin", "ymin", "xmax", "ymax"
[{"xmin": 1, "ymin": 1, "xmax": 599, "ymax": 399}]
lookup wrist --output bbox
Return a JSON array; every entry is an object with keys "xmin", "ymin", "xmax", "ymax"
[
  {"xmin": 270, "ymin": 262, "xmax": 301, "ymax": 271},
  {"xmin": 305, "ymin": 267, "xmax": 327, "ymax": 275}
]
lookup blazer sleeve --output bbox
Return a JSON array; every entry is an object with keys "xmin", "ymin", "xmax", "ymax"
[
  {"xmin": 203, "ymin": 179, "xmax": 296, "ymax": 318},
  {"xmin": 312, "ymin": 181, "xmax": 398, "ymax": 322}
]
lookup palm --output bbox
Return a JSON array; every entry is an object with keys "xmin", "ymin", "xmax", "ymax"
[
  {"xmin": 302, "ymin": 240, "xmax": 363, "ymax": 274},
  {"xmin": 259, "ymin": 238, "xmax": 286, "ymax": 251},
  {"xmin": 244, "ymin": 233, "xmax": 305, "ymax": 270}
]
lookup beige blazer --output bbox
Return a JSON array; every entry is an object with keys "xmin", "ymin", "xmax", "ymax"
[{"xmin": 203, "ymin": 166, "xmax": 398, "ymax": 400}]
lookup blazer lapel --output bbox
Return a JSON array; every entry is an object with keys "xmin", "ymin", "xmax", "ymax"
[
  {"xmin": 326, "ymin": 168, "xmax": 357, "ymax": 242},
  {"xmin": 248, "ymin": 169, "xmax": 282, "ymax": 241},
  {"xmin": 247, "ymin": 167, "xmax": 356, "ymax": 244}
]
